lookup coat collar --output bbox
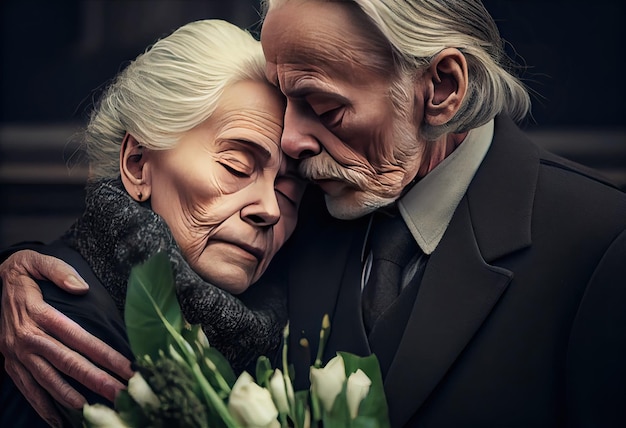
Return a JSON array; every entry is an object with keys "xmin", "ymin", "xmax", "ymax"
[{"xmin": 466, "ymin": 115, "xmax": 538, "ymax": 262}]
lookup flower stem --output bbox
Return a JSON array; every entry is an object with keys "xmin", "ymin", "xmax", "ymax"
[{"xmin": 314, "ymin": 314, "xmax": 331, "ymax": 368}]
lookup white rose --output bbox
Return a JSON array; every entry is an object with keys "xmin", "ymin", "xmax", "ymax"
[
  {"xmin": 83, "ymin": 404, "xmax": 129, "ymax": 427},
  {"xmin": 268, "ymin": 368, "xmax": 294, "ymax": 414},
  {"xmin": 228, "ymin": 371, "xmax": 280, "ymax": 428},
  {"xmin": 309, "ymin": 354, "xmax": 346, "ymax": 413},
  {"xmin": 127, "ymin": 372, "xmax": 160, "ymax": 409},
  {"xmin": 346, "ymin": 369, "xmax": 372, "ymax": 419}
]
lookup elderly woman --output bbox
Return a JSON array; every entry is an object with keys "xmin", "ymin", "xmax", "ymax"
[{"xmin": 0, "ymin": 19, "xmax": 305, "ymax": 427}]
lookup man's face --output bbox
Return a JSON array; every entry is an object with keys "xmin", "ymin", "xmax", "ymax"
[{"xmin": 261, "ymin": 0, "xmax": 424, "ymax": 219}]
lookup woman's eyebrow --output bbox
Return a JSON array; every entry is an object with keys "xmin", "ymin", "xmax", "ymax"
[{"xmin": 230, "ymin": 139, "xmax": 272, "ymax": 160}]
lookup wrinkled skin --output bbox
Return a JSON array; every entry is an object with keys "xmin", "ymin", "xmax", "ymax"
[
  {"xmin": 0, "ymin": 81, "xmax": 305, "ymax": 426},
  {"xmin": 135, "ymin": 80, "xmax": 301, "ymax": 294},
  {"xmin": 261, "ymin": 0, "xmax": 422, "ymax": 219},
  {"xmin": 0, "ymin": 250, "xmax": 133, "ymax": 427},
  {"xmin": 261, "ymin": 0, "xmax": 468, "ymax": 219}
]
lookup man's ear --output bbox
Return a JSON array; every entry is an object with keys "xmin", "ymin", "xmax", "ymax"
[
  {"xmin": 421, "ymin": 48, "xmax": 468, "ymax": 127},
  {"xmin": 120, "ymin": 133, "xmax": 152, "ymax": 202}
]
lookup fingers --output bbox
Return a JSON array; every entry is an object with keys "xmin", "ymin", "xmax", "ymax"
[
  {"xmin": 17, "ymin": 308, "xmax": 131, "ymax": 402},
  {"xmin": 6, "ymin": 356, "xmax": 69, "ymax": 427},
  {"xmin": 53, "ymin": 345, "xmax": 127, "ymax": 403},
  {"xmin": 0, "ymin": 250, "xmax": 89, "ymax": 294},
  {"xmin": 7, "ymin": 315, "xmax": 127, "ymax": 405},
  {"xmin": 1, "ymin": 277, "xmax": 131, "ymax": 407},
  {"xmin": 2, "ymin": 305, "xmax": 89, "ymax": 408},
  {"xmin": 42, "ymin": 309, "xmax": 134, "ymax": 383},
  {"xmin": 10, "ymin": 350, "xmax": 87, "ymax": 408}
]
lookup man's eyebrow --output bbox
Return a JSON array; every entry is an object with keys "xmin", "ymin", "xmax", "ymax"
[{"xmin": 276, "ymin": 65, "xmax": 350, "ymax": 102}]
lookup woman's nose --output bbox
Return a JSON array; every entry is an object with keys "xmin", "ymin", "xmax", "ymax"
[
  {"xmin": 281, "ymin": 100, "xmax": 323, "ymax": 160},
  {"xmin": 241, "ymin": 184, "xmax": 281, "ymax": 228}
]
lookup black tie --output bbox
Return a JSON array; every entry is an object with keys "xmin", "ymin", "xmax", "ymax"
[{"xmin": 361, "ymin": 209, "xmax": 420, "ymax": 333}]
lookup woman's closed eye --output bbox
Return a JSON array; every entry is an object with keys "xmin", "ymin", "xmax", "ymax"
[
  {"xmin": 219, "ymin": 152, "xmax": 255, "ymax": 178},
  {"xmin": 221, "ymin": 162, "xmax": 250, "ymax": 178}
]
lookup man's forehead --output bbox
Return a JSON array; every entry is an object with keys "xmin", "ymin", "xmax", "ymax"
[
  {"xmin": 261, "ymin": 0, "xmax": 391, "ymax": 83},
  {"xmin": 262, "ymin": 31, "xmax": 342, "ymax": 89},
  {"xmin": 261, "ymin": 0, "xmax": 357, "ymax": 56}
]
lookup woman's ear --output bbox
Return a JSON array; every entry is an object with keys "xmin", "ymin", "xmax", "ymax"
[
  {"xmin": 120, "ymin": 133, "xmax": 152, "ymax": 202},
  {"xmin": 421, "ymin": 48, "xmax": 468, "ymax": 127}
]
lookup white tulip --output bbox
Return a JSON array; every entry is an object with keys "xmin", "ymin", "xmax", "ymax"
[
  {"xmin": 268, "ymin": 368, "xmax": 294, "ymax": 414},
  {"xmin": 127, "ymin": 372, "xmax": 160, "ymax": 409},
  {"xmin": 83, "ymin": 404, "xmax": 129, "ymax": 427},
  {"xmin": 309, "ymin": 354, "xmax": 346, "ymax": 413},
  {"xmin": 346, "ymin": 369, "xmax": 372, "ymax": 419},
  {"xmin": 228, "ymin": 371, "xmax": 280, "ymax": 428}
]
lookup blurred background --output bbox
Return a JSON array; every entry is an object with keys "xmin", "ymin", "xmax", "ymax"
[{"xmin": 1, "ymin": 0, "xmax": 625, "ymax": 248}]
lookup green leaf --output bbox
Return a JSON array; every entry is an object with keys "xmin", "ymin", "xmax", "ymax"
[
  {"xmin": 200, "ymin": 347, "xmax": 237, "ymax": 394},
  {"xmin": 125, "ymin": 252, "xmax": 183, "ymax": 360},
  {"xmin": 323, "ymin": 384, "xmax": 352, "ymax": 428},
  {"xmin": 293, "ymin": 390, "xmax": 312, "ymax": 428},
  {"xmin": 180, "ymin": 323, "xmax": 203, "ymax": 348},
  {"xmin": 352, "ymin": 416, "xmax": 381, "ymax": 428},
  {"xmin": 339, "ymin": 352, "xmax": 390, "ymax": 428},
  {"xmin": 115, "ymin": 390, "xmax": 150, "ymax": 427}
]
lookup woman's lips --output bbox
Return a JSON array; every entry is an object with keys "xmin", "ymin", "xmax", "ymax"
[
  {"xmin": 234, "ymin": 242, "xmax": 264, "ymax": 261},
  {"xmin": 210, "ymin": 239, "xmax": 264, "ymax": 262}
]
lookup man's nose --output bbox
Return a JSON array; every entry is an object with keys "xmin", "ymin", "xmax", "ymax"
[
  {"xmin": 281, "ymin": 100, "xmax": 323, "ymax": 159},
  {"xmin": 241, "ymin": 184, "xmax": 281, "ymax": 228}
]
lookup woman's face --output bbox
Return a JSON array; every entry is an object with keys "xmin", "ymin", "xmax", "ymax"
[{"xmin": 146, "ymin": 80, "xmax": 305, "ymax": 294}]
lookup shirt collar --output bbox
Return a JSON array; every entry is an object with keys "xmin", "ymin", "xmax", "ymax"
[{"xmin": 398, "ymin": 119, "xmax": 494, "ymax": 254}]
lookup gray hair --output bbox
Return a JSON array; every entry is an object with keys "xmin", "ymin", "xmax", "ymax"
[
  {"xmin": 262, "ymin": 0, "xmax": 531, "ymax": 140},
  {"xmin": 84, "ymin": 19, "xmax": 267, "ymax": 180}
]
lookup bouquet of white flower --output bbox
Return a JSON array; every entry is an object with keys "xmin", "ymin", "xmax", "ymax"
[{"xmin": 81, "ymin": 252, "xmax": 391, "ymax": 427}]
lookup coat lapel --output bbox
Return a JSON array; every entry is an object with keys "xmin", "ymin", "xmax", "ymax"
[
  {"xmin": 383, "ymin": 199, "xmax": 512, "ymax": 426},
  {"xmin": 384, "ymin": 116, "xmax": 539, "ymax": 426}
]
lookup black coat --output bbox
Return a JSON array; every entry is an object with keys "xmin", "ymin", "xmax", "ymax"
[{"xmin": 282, "ymin": 116, "xmax": 626, "ymax": 427}]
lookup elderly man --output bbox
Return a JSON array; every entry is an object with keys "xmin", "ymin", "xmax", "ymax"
[
  {"xmin": 1, "ymin": 1, "xmax": 625, "ymax": 427},
  {"xmin": 259, "ymin": 0, "xmax": 626, "ymax": 427}
]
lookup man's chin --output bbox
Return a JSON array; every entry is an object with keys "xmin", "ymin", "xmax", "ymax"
[{"xmin": 324, "ymin": 192, "xmax": 395, "ymax": 220}]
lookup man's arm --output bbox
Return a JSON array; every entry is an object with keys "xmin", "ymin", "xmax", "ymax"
[
  {"xmin": 566, "ymin": 229, "xmax": 626, "ymax": 427},
  {"xmin": 0, "ymin": 250, "xmax": 133, "ymax": 425}
]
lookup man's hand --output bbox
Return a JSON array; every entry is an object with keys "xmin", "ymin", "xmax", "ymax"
[{"xmin": 0, "ymin": 250, "xmax": 134, "ymax": 426}]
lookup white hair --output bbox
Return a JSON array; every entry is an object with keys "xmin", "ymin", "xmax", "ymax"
[
  {"xmin": 84, "ymin": 19, "xmax": 267, "ymax": 179},
  {"xmin": 262, "ymin": 0, "xmax": 531, "ymax": 139}
]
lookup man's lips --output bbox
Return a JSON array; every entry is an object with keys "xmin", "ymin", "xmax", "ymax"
[{"xmin": 313, "ymin": 178, "xmax": 353, "ymax": 196}]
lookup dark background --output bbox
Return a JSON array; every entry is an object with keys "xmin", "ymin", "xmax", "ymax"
[{"xmin": 1, "ymin": 0, "xmax": 625, "ymax": 248}]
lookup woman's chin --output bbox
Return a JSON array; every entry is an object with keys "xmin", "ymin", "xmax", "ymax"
[
  {"xmin": 198, "ymin": 268, "xmax": 253, "ymax": 295},
  {"xmin": 185, "ymin": 249, "xmax": 255, "ymax": 294}
]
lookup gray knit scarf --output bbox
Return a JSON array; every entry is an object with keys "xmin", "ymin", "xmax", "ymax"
[{"xmin": 61, "ymin": 178, "xmax": 287, "ymax": 372}]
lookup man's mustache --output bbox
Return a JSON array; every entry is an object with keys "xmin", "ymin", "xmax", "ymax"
[{"xmin": 298, "ymin": 152, "xmax": 366, "ymax": 189}]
